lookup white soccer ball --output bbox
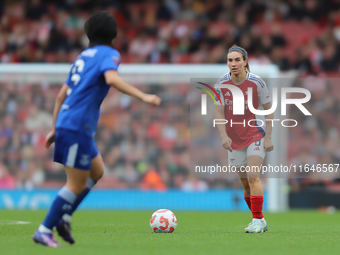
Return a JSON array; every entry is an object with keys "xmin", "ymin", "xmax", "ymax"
[{"xmin": 149, "ymin": 209, "xmax": 177, "ymax": 233}]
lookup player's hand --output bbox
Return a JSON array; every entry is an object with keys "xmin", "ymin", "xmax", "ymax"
[
  {"xmin": 222, "ymin": 135, "xmax": 233, "ymax": 152},
  {"xmin": 264, "ymin": 137, "xmax": 274, "ymax": 152},
  {"xmin": 44, "ymin": 130, "xmax": 56, "ymax": 149},
  {"xmin": 143, "ymin": 94, "xmax": 161, "ymax": 106}
]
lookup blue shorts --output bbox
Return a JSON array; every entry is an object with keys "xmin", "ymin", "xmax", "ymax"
[{"xmin": 53, "ymin": 128, "xmax": 99, "ymax": 170}]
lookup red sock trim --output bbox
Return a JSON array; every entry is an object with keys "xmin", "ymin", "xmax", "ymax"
[
  {"xmin": 244, "ymin": 197, "xmax": 251, "ymax": 210},
  {"xmin": 250, "ymin": 195, "xmax": 263, "ymax": 219}
]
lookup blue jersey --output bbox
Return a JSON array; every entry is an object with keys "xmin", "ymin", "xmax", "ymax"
[{"xmin": 56, "ymin": 45, "xmax": 121, "ymax": 136}]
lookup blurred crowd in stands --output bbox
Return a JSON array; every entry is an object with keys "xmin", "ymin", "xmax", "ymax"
[
  {"xmin": 1, "ymin": 78, "xmax": 339, "ymax": 191},
  {"xmin": 0, "ymin": 0, "xmax": 340, "ymax": 191},
  {"xmin": 1, "ymin": 0, "xmax": 340, "ymax": 73},
  {"xmin": 288, "ymin": 79, "xmax": 340, "ymax": 191},
  {"xmin": 0, "ymin": 82, "xmax": 192, "ymax": 190}
]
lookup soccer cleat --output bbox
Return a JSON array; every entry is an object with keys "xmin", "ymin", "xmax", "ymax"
[
  {"xmin": 56, "ymin": 219, "xmax": 75, "ymax": 244},
  {"xmin": 261, "ymin": 218, "xmax": 268, "ymax": 232},
  {"xmin": 32, "ymin": 230, "xmax": 60, "ymax": 247},
  {"xmin": 244, "ymin": 219, "xmax": 263, "ymax": 233}
]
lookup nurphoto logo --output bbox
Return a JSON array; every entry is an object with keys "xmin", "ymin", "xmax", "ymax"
[{"xmin": 197, "ymin": 82, "xmax": 312, "ymax": 128}]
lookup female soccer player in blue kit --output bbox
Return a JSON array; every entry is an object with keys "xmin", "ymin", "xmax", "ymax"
[{"xmin": 33, "ymin": 11, "xmax": 161, "ymax": 247}]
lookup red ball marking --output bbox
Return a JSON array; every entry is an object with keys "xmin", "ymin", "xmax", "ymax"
[
  {"xmin": 156, "ymin": 209, "xmax": 169, "ymax": 213},
  {"xmin": 171, "ymin": 213, "xmax": 177, "ymax": 223},
  {"xmin": 159, "ymin": 216, "xmax": 169, "ymax": 230},
  {"xmin": 150, "ymin": 215, "xmax": 156, "ymax": 223}
]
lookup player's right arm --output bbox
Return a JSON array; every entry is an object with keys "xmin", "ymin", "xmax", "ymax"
[
  {"xmin": 215, "ymin": 105, "xmax": 233, "ymax": 152},
  {"xmin": 214, "ymin": 85, "xmax": 232, "ymax": 152},
  {"xmin": 44, "ymin": 83, "xmax": 69, "ymax": 149},
  {"xmin": 104, "ymin": 70, "xmax": 161, "ymax": 106}
]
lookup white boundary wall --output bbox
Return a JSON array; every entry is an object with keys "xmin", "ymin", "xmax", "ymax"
[{"xmin": 0, "ymin": 63, "xmax": 280, "ymax": 84}]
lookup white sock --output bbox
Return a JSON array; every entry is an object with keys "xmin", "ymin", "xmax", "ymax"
[
  {"xmin": 38, "ymin": 224, "xmax": 52, "ymax": 233},
  {"xmin": 62, "ymin": 214, "xmax": 72, "ymax": 223},
  {"xmin": 253, "ymin": 218, "xmax": 262, "ymax": 224}
]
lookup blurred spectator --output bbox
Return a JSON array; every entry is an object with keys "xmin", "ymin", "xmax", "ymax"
[
  {"xmin": 320, "ymin": 44, "xmax": 340, "ymax": 71},
  {"xmin": 0, "ymin": 162, "xmax": 15, "ymax": 189},
  {"xmin": 25, "ymin": 0, "xmax": 47, "ymax": 21},
  {"xmin": 271, "ymin": 47, "xmax": 291, "ymax": 71},
  {"xmin": 24, "ymin": 104, "xmax": 52, "ymax": 131},
  {"xmin": 181, "ymin": 176, "xmax": 208, "ymax": 192},
  {"xmin": 141, "ymin": 165, "xmax": 167, "ymax": 191}
]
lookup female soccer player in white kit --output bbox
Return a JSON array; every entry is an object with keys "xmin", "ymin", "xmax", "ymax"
[{"xmin": 215, "ymin": 45, "xmax": 274, "ymax": 233}]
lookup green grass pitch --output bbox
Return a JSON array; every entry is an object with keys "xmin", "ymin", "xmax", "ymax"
[{"xmin": 0, "ymin": 210, "xmax": 339, "ymax": 255}]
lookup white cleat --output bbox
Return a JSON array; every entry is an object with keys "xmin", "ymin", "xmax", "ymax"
[
  {"xmin": 261, "ymin": 218, "xmax": 268, "ymax": 232},
  {"xmin": 245, "ymin": 219, "xmax": 263, "ymax": 233}
]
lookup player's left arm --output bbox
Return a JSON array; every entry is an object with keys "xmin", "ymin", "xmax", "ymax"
[
  {"xmin": 263, "ymin": 102, "xmax": 274, "ymax": 152},
  {"xmin": 101, "ymin": 50, "xmax": 161, "ymax": 106},
  {"xmin": 257, "ymin": 78, "xmax": 274, "ymax": 152},
  {"xmin": 44, "ymin": 83, "xmax": 69, "ymax": 149},
  {"xmin": 105, "ymin": 70, "xmax": 161, "ymax": 106}
]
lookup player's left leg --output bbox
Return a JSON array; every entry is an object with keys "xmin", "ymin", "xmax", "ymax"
[{"xmin": 56, "ymin": 154, "xmax": 104, "ymax": 243}]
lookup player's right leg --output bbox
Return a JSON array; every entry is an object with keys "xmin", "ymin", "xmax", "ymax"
[
  {"xmin": 244, "ymin": 157, "xmax": 264, "ymax": 233},
  {"xmin": 33, "ymin": 129, "xmax": 92, "ymax": 247},
  {"xmin": 236, "ymin": 170, "xmax": 255, "ymax": 230},
  {"xmin": 237, "ymin": 172, "xmax": 251, "ymax": 210},
  {"xmin": 33, "ymin": 166, "xmax": 89, "ymax": 247},
  {"xmin": 228, "ymin": 148, "xmax": 250, "ymax": 210},
  {"xmin": 228, "ymin": 148, "xmax": 255, "ymax": 232},
  {"xmin": 244, "ymin": 138, "xmax": 267, "ymax": 233}
]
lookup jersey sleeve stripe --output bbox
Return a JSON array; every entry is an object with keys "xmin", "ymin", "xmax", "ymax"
[
  {"xmin": 217, "ymin": 73, "xmax": 230, "ymax": 84},
  {"xmin": 248, "ymin": 77, "xmax": 265, "ymax": 88},
  {"xmin": 249, "ymin": 74, "xmax": 265, "ymax": 86},
  {"xmin": 254, "ymin": 115, "xmax": 266, "ymax": 137}
]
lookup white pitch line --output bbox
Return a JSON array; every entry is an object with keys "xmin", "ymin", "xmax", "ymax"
[{"xmin": 0, "ymin": 220, "xmax": 31, "ymax": 225}]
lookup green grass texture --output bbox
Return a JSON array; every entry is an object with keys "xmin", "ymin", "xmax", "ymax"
[{"xmin": 0, "ymin": 210, "xmax": 339, "ymax": 255}]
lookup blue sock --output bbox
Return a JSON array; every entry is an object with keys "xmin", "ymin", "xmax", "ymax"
[
  {"xmin": 65, "ymin": 178, "xmax": 96, "ymax": 217},
  {"xmin": 41, "ymin": 187, "xmax": 77, "ymax": 230}
]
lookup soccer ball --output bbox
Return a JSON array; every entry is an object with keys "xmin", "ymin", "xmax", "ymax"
[{"xmin": 149, "ymin": 209, "xmax": 177, "ymax": 233}]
